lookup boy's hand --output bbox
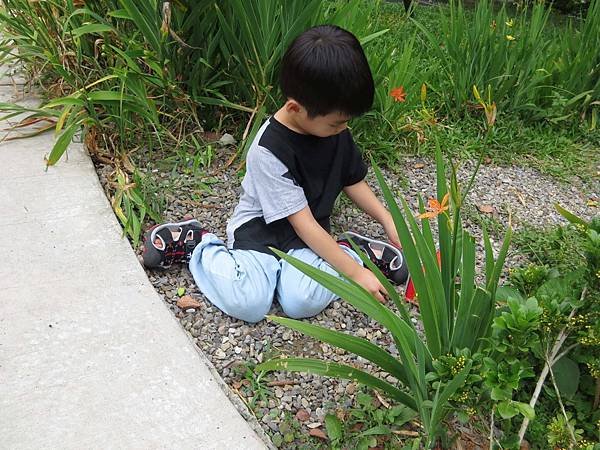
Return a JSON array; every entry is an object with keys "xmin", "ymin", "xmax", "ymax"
[{"xmin": 350, "ymin": 267, "xmax": 387, "ymax": 303}]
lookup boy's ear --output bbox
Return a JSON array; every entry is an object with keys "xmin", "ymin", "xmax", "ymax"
[{"xmin": 285, "ymin": 99, "xmax": 303, "ymax": 114}]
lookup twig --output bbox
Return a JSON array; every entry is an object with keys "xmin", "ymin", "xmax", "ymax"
[
  {"xmin": 374, "ymin": 389, "xmax": 390, "ymax": 408},
  {"xmin": 548, "ymin": 362, "xmax": 577, "ymax": 445},
  {"xmin": 391, "ymin": 430, "xmax": 420, "ymax": 437},
  {"xmin": 489, "ymin": 407, "xmax": 494, "ymax": 450},
  {"xmin": 518, "ymin": 287, "xmax": 587, "ymax": 444}
]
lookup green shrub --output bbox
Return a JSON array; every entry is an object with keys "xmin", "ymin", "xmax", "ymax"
[{"xmin": 257, "ymin": 142, "xmax": 513, "ymax": 447}]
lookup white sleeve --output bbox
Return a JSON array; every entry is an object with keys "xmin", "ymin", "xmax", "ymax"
[{"xmin": 246, "ymin": 146, "xmax": 308, "ymax": 224}]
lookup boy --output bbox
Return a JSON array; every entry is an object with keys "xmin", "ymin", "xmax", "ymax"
[{"xmin": 142, "ymin": 25, "xmax": 407, "ymax": 323}]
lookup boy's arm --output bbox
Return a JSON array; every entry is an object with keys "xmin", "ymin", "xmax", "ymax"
[
  {"xmin": 343, "ymin": 180, "xmax": 400, "ymax": 248},
  {"xmin": 287, "ymin": 206, "xmax": 386, "ymax": 302}
]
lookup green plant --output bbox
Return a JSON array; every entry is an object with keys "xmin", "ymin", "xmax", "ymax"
[
  {"xmin": 549, "ymin": 0, "xmax": 600, "ymax": 125},
  {"xmin": 256, "ymin": 136, "xmax": 512, "ymax": 446},
  {"xmin": 321, "ymin": 389, "xmax": 417, "ymax": 449},
  {"xmin": 547, "ymin": 411, "xmax": 585, "ymax": 448},
  {"xmin": 413, "ymin": 0, "xmax": 552, "ymax": 117}
]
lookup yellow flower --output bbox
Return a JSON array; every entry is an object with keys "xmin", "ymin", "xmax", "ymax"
[
  {"xmin": 506, "ymin": 35, "xmax": 516, "ymax": 41},
  {"xmin": 505, "ymin": 18, "xmax": 514, "ymax": 27}
]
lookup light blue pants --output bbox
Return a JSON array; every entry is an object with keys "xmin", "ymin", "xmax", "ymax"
[{"xmin": 188, "ymin": 233, "xmax": 362, "ymax": 323}]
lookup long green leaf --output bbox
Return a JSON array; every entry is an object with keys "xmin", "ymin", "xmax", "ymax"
[
  {"xmin": 451, "ymin": 233, "xmax": 476, "ymax": 348},
  {"xmin": 267, "ymin": 315, "xmax": 410, "ymax": 385},
  {"xmin": 71, "ymin": 23, "xmax": 113, "ymax": 38},
  {"xmin": 272, "ymin": 248, "xmax": 429, "ymax": 363},
  {"xmin": 47, "ymin": 122, "xmax": 80, "ymax": 166},
  {"xmin": 402, "ymin": 197, "xmax": 447, "ymax": 356},
  {"xmin": 555, "ymin": 204, "xmax": 589, "ymax": 226},
  {"xmin": 257, "ymin": 358, "xmax": 416, "ymax": 410},
  {"xmin": 372, "ymin": 163, "xmax": 441, "ymax": 358}
]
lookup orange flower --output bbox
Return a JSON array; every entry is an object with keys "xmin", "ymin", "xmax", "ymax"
[
  {"xmin": 390, "ymin": 86, "xmax": 406, "ymax": 102},
  {"xmin": 417, "ymin": 193, "xmax": 450, "ymax": 219}
]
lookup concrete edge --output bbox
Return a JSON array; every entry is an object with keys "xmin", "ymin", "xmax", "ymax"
[{"xmin": 86, "ymin": 143, "xmax": 276, "ymax": 450}]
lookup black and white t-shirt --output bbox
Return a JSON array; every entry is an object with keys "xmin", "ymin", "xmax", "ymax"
[{"xmin": 226, "ymin": 116, "xmax": 367, "ymax": 256}]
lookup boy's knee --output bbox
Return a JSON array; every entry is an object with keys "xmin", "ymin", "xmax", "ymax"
[
  {"xmin": 225, "ymin": 294, "xmax": 272, "ymax": 323},
  {"xmin": 278, "ymin": 290, "xmax": 332, "ymax": 319}
]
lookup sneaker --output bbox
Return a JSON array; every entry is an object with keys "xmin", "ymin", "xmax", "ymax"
[
  {"xmin": 141, "ymin": 219, "xmax": 207, "ymax": 269},
  {"xmin": 338, "ymin": 231, "xmax": 409, "ymax": 285}
]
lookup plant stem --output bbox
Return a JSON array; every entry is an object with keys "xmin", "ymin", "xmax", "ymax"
[
  {"xmin": 548, "ymin": 362, "xmax": 577, "ymax": 445},
  {"xmin": 489, "ymin": 407, "xmax": 494, "ymax": 450},
  {"xmin": 518, "ymin": 287, "xmax": 587, "ymax": 444}
]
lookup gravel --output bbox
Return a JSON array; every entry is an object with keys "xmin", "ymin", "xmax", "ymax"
[{"xmin": 95, "ymin": 148, "xmax": 597, "ymax": 448}]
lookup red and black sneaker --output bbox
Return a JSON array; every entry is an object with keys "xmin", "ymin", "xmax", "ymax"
[
  {"xmin": 141, "ymin": 219, "xmax": 208, "ymax": 269},
  {"xmin": 338, "ymin": 231, "xmax": 409, "ymax": 285}
]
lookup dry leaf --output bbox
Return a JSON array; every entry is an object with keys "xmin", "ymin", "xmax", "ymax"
[
  {"xmin": 350, "ymin": 422, "xmax": 364, "ymax": 432},
  {"xmin": 587, "ymin": 199, "xmax": 598, "ymax": 207},
  {"xmin": 232, "ymin": 381, "xmax": 242, "ymax": 390},
  {"xmin": 176, "ymin": 295, "xmax": 201, "ymax": 310},
  {"xmin": 477, "ymin": 204, "xmax": 495, "ymax": 214},
  {"xmin": 484, "ymin": 156, "xmax": 492, "ymax": 165},
  {"xmin": 309, "ymin": 428, "xmax": 328, "ymax": 440},
  {"xmin": 413, "ymin": 162, "xmax": 425, "ymax": 169},
  {"xmin": 295, "ymin": 409, "xmax": 310, "ymax": 422}
]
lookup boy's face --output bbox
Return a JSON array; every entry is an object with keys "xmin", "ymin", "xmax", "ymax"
[
  {"xmin": 289, "ymin": 102, "xmax": 350, "ymax": 137},
  {"xmin": 300, "ymin": 111, "xmax": 351, "ymax": 138}
]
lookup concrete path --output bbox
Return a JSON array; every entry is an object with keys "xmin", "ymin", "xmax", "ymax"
[{"xmin": 0, "ymin": 67, "xmax": 267, "ymax": 449}]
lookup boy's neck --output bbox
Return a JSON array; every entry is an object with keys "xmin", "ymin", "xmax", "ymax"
[{"xmin": 273, "ymin": 106, "xmax": 309, "ymax": 135}]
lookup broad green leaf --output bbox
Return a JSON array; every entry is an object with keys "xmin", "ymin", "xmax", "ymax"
[
  {"xmin": 552, "ymin": 356, "xmax": 580, "ymax": 399},
  {"xmin": 495, "ymin": 286, "xmax": 524, "ymax": 303},
  {"xmin": 497, "ymin": 401, "xmax": 519, "ymax": 419},
  {"xmin": 324, "ymin": 414, "xmax": 343, "ymax": 440},
  {"xmin": 514, "ymin": 402, "xmax": 535, "ymax": 420}
]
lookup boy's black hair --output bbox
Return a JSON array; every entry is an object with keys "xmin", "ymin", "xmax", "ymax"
[{"xmin": 279, "ymin": 25, "xmax": 374, "ymax": 118}]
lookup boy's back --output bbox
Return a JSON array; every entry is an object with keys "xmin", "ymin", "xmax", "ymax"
[{"xmin": 226, "ymin": 116, "xmax": 367, "ymax": 255}]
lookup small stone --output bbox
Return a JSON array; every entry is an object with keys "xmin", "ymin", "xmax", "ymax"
[
  {"xmin": 275, "ymin": 387, "xmax": 284, "ymax": 398},
  {"xmin": 356, "ymin": 328, "xmax": 367, "ymax": 338},
  {"xmin": 221, "ymin": 342, "xmax": 231, "ymax": 351},
  {"xmin": 345, "ymin": 383, "xmax": 356, "ymax": 395},
  {"xmin": 306, "ymin": 422, "xmax": 322, "ymax": 429},
  {"xmin": 218, "ymin": 133, "xmax": 236, "ymax": 146},
  {"xmin": 176, "ymin": 295, "xmax": 201, "ymax": 311},
  {"xmin": 214, "ymin": 349, "xmax": 227, "ymax": 359}
]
